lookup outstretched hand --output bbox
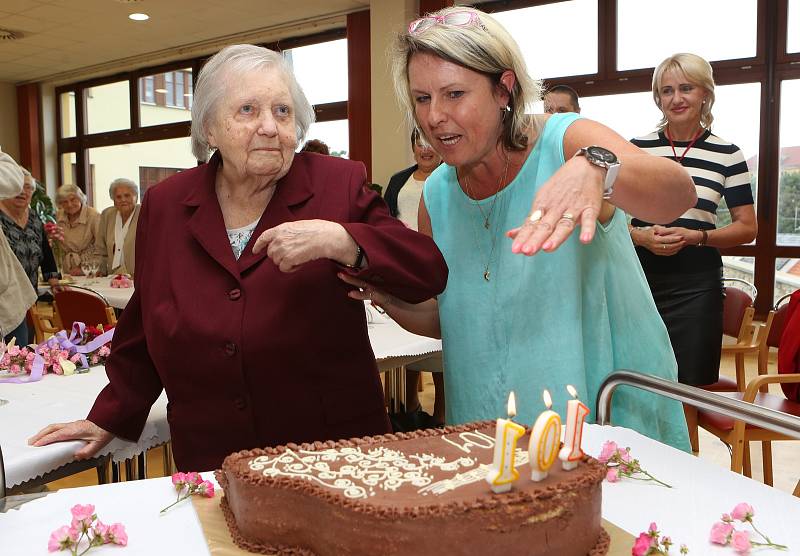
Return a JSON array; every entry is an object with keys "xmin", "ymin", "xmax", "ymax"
[
  {"xmin": 252, "ymin": 220, "xmax": 357, "ymax": 272},
  {"xmin": 507, "ymin": 156, "xmax": 604, "ymax": 255},
  {"xmin": 28, "ymin": 419, "xmax": 114, "ymax": 460}
]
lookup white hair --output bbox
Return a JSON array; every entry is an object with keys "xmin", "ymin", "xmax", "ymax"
[
  {"xmin": 55, "ymin": 183, "xmax": 87, "ymax": 205},
  {"xmin": 109, "ymin": 178, "xmax": 139, "ymax": 201},
  {"xmin": 190, "ymin": 44, "xmax": 316, "ymax": 161}
]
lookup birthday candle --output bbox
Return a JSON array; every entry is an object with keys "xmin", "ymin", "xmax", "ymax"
[
  {"xmin": 529, "ymin": 390, "xmax": 562, "ymax": 481},
  {"xmin": 485, "ymin": 391, "xmax": 525, "ymax": 493},
  {"xmin": 559, "ymin": 384, "xmax": 590, "ymax": 471}
]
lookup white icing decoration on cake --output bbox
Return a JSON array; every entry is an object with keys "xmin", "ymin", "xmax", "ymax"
[{"xmin": 247, "ymin": 429, "xmax": 529, "ymax": 499}]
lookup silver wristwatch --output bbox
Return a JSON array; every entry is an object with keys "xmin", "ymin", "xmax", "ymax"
[{"xmin": 574, "ymin": 146, "xmax": 621, "ymax": 200}]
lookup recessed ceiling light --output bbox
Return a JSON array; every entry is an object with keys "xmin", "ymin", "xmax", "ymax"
[
  {"xmin": 154, "ymin": 88, "xmax": 167, "ymax": 94},
  {"xmin": 129, "ymin": 13, "xmax": 149, "ymax": 21}
]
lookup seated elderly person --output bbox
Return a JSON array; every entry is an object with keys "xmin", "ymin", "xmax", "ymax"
[
  {"xmin": 55, "ymin": 184, "xmax": 100, "ymax": 275},
  {"xmin": 96, "ymin": 178, "xmax": 140, "ymax": 276},
  {"xmin": 30, "ymin": 44, "xmax": 448, "ymax": 472}
]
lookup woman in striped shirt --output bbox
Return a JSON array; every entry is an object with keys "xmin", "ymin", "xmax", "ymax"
[{"xmin": 630, "ymin": 53, "xmax": 757, "ymax": 386}]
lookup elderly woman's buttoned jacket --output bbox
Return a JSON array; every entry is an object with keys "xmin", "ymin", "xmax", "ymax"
[
  {"xmin": 96, "ymin": 204, "xmax": 140, "ymax": 276},
  {"xmin": 87, "ymin": 152, "xmax": 448, "ymax": 471}
]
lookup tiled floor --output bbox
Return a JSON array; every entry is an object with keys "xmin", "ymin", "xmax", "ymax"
[{"xmin": 45, "ymin": 348, "xmax": 799, "ymax": 497}]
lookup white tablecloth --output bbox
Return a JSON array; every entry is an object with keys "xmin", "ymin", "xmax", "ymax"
[
  {"xmin": 366, "ymin": 304, "xmax": 442, "ymax": 362},
  {"xmin": 0, "ymin": 369, "xmax": 168, "ymax": 489},
  {"xmin": 69, "ymin": 277, "xmax": 133, "ymax": 310},
  {"xmin": 2, "ymin": 425, "xmax": 799, "ymax": 555}
]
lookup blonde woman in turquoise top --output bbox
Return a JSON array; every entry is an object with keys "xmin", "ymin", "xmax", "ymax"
[{"xmin": 341, "ymin": 8, "xmax": 696, "ymax": 450}]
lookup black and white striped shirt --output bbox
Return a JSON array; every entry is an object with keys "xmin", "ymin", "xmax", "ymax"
[{"xmin": 630, "ymin": 129, "xmax": 754, "ymax": 273}]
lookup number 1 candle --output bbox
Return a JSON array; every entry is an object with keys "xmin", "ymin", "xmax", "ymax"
[
  {"xmin": 559, "ymin": 384, "xmax": 590, "ymax": 471},
  {"xmin": 485, "ymin": 391, "xmax": 525, "ymax": 493},
  {"xmin": 529, "ymin": 390, "xmax": 562, "ymax": 481}
]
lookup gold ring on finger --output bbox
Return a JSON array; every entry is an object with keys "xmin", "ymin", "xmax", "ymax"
[
  {"xmin": 560, "ymin": 212, "xmax": 575, "ymax": 223},
  {"xmin": 662, "ymin": 244, "xmax": 666, "ymax": 250},
  {"xmin": 529, "ymin": 209, "xmax": 543, "ymax": 223}
]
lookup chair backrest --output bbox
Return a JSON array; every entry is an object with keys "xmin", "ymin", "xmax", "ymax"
[
  {"xmin": 768, "ymin": 303, "xmax": 790, "ymax": 349},
  {"xmin": 723, "ymin": 286, "xmax": 755, "ymax": 340},
  {"xmin": 54, "ymin": 287, "xmax": 115, "ymax": 332}
]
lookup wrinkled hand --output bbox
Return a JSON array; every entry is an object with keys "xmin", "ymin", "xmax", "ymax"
[
  {"xmin": 507, "ymin": 157, "xmax": 603, "ymax": 255},
  {"xmin": 48, "ymin": 277, "xmax": 64, "ymax": 294},
  {"xmin": 338, "ymin": 272, "xmax": 394, "ymax": 309},
  {"xmin": 252, "ymin": 219, "xmax": 355, "ymax": 272},
  {"xmin": 28, "ymin": 419, "xmax": 114, "ymax": 460},
  {"xmin": 636, "ymin": 225, "xmax": 687, "ymax": 256}
]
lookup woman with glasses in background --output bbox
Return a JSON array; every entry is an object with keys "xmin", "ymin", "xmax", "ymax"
[{"xmin": 342, "ymin": 7, "xmax": 697, "ymax": 449}]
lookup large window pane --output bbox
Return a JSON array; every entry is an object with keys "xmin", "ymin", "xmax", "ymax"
[
  {"xmin": 617, "ymin": 0, "xmax": 757, "ymax": 70},
  {"xmin": 723, "ymin": 255, "xmax": 755, "ymax": 289},
  {"xmin": 86, "ymin": 81, "xmax": 130, "ymax": 134},
  {"xmin": 286, "ymin": 39, "xmax": 347, "ymax": 106},
  {"xmin": 778, "ymin": 80, "xmax": 800, "ymax": 246},
  {"xmin": 302, "ymin": 120, "xmax": 349, "ymax": 158},
  {"xmin": 59, "ymin": 92, "xmax": 76, "ymax": 138},
  {"xmin": 138, "ymin": 69, "xmax": 193, "ymax": 127},
  {"xmin": 789, "ymin": 0, "xmax": 800, "ymax": 54},
  {"xmin": 579, "ymin": 91, "xmax": 656, "ymax": 141},
  {"xmin": 493, "ymin": 0, "xmax": 597, "ymax": 80},
  {"xmin": 87, "ymin": 137, "xmax": 194, "ymax": 211},
  {"xmin": 60, "ymin": 152, "xmax": 77, "ymax": 185},
  {"xmin": 775, "ymin": 258, "xmax": 800, "ymax": 305}
]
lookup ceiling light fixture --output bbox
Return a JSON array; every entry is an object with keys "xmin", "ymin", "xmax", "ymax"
[
  {"xmin": 129, "ymin": 13, "xmax": 149, "ymax": 21},
  {"xmin": 0, "ymin": 28, "xmax": 20, "ymax": 41}
]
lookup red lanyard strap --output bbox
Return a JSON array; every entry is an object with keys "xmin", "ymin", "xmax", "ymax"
[{"xmin": 666, "ymin": 127, "xmax": 704, "ymax": 163}]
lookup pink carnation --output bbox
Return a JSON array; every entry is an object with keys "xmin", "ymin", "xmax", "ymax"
[
  {"xmin": 731, "ymin": 502, "xmax": 754, "ymax": 522},
  {"xmin": 7, "ymin": 345, "xmax": 20, "ymax": 356},
  {"xmin": 70, "ymin": 503, "xmax": 95, "ymax": 524},
  {"xmin": 606, "ymin": 468, "xmax": 619, "ymax": 482},
  {"xmin": 9, "ymin": 364, "xmax": 20, "ymax": 374},
  {"xmin": 171, "ymin": 472, "xmax": 187, "ymax": 489},
  {"xmin": 105, "ymin": 523, "xmax": 128, "ymax": 546},
  {"xmin": 196, "ymin": 480, "xmax": 215, "ymax": 497},
  {"xmin": 184, "ymin": 471, "xmax": 201, "ymax": 485},
  {"xmin": 709, "ymin": 521, "xmax": 734, "ymax": 545},
  {"xmin": 47, "ymin": 525, "xmax": 78, "ymax": 552},
  {"xmin": 92, "ymin": 519, "xmax": 109, "ymax": 539},
  {"xmin": 731, "ymin": 530, "xmax": 751, "ymax": 554},
  {"xmin": 98, "ymin": 345, "xmax": 110, "ymax": 357},
  {"xmin": 598, "ymin": 441, "xmax": 617, "ymax": 463},
  {"xmin": 631, "ymin": 532, "xmax": 653, "ymax": 556}
]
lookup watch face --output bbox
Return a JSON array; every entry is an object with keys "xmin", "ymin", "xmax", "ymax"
[{"xmin": 587, "ymin": 146, "xmax": 618, "ymax": 164}]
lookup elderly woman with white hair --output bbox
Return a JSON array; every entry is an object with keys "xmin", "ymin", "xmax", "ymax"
[
  {"xmin": 30, "ymin": 44, "xmax": 447, "ymax": 471},
  {"xmin": 95, "ymin": 178, "xmax": 139, "ymax": 276},
  {"xmin": 55, "ymin": 183, "xmax": 100, "ymax": 275}
]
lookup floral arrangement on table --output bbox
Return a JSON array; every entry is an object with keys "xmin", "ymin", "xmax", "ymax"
[
  {"xmin": 160, "ymin": 472, "xmax": 215, "ymax": 514},
  {"xmin": 43, "ymin": 219, "xmax": 66, "ymax": 271},
  {"xmin": 597, "ymin": 440, "xmax": 672, "ymax": 488},
  {"xmin": 709, "ymin": 503, "xmax": 788, "ymax": 554},
  {"xmin": 632, "ymin": 522, "xmax": 688, "ymax": 555},
  {"xmin": 0, "ymin": 322, "xmax": 114, "ymax": 383},
  {"xmin": 48, "ymin": 504, "xmax": 127, "ymax": 554},
  {"xmin": 110, "ymin": 274, "xmax": 133, "ymax": 288}
]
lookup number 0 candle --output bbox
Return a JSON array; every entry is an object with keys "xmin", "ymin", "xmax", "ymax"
[
  {"xmin": 559, "ymin": 384, "xmax": 590, "ymax": 471},
  {"xmin": 485, "ymin": 391, "xmax": 525, "ymax": 493},
  {"xmin": 528, "ymin": 390, "xmax": 562, "ymax": 482}
]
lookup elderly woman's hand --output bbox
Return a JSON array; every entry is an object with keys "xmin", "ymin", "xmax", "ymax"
[
  {"xmin": 632, "ymin": 225, "xmax": 687, "ymax": 256},
  {"xmin": 252, "ymin": 219, "xmax": 361, "ymax": 272},
  {"xmin": 28, "ymin": 419, "xmax": 114, "ymax": 460},
  {"xmin": 506, "ymin": 156, "xmax": 604, "ymax": 255}
]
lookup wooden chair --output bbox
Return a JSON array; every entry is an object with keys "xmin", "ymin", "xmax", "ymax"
[
  {"xmin": 697, "ymin": 294, "xmax": 800, "ymax": 493},
  {"xmin": 26, "ymin": 304, "xmax": 62, "ymax": 344},
  {"xmin": 685, "ymin": 280, "xmax": 776, "ymax": 451},
  {"xmin": 53, "ymin": 286, "xmax": 117, "ymax": 332}
]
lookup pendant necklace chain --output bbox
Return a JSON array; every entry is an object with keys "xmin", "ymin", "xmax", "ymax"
[{"xmin": 460, "ymin": 151, "xmax": 510, "ymax": 281}]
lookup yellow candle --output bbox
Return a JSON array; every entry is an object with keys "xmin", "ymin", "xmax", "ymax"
[
  {"xmin": 485, "ymin": 391, "xmax": 525, "ymax": 493},
  {"xmin": 528, "ymin": 390, "xmax": 562, "ymax": 482},
  {"xmin": 559, "ymin": 384, "xmax": 590, "ymax": 471}
]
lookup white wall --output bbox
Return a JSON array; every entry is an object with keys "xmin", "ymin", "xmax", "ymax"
[{"xmin": 0, "ymin": 81, "xmax": 20, "ymax": 161}]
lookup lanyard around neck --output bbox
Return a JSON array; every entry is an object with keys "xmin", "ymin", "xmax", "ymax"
[{"xmin": 665, "ymin": 127, "xmax": 705, "ymax": 163}]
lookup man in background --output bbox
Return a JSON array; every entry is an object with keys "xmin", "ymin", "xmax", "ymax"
[{"xmin": 544, "ymin": 84, "xmax": 581, "ymax": 114}]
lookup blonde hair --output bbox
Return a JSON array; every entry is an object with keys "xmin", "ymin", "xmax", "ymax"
[
  {"xmin": 391, "ymin": 6, "xmax": 542, "ymax": 151},
  {"xmin": 652, "ymin": 53, "xmax": 715, "ymax": 130}
]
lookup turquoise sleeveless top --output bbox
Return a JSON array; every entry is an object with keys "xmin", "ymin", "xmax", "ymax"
[{"xmin": 424, "ymin": 112, "xmax": 690, "ymax": 451}]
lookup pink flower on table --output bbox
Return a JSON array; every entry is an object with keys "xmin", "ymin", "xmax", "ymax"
[
  {"xmin": 185, "ymin": 471, "xmax": 201, "ymax": 485},
  {"xmin": 709, "ymin": 522, "xmax": 734, "ymax": 545},
  {"xmin": 721, "ymin": 513, "xmax": 733, "ymax": 523},
  {"xmin": 196, "ymin": 480, "xmax": 215, "ymax": 497},
  {"xmin": 70, "ymin": 503, "xmax": 95, "ymax": 529},
  {"xmin": 632, "ymin": 532, "xmax": 653, "ymax": 556},
  {"xmin": 606, "ymin": 468, "xmax": 619, "ymax": 482},
  {"xmin": 8, "ymin": 345, "xmax": 20, "ymax": 357},
  {"xmin": 171, "ymin": 472, "xmax": 187, "ymax": 489},
  {"xmin": 47, "ymin": 525, "xmax": 78, "ymax": 552},
  {"xmin": 98, "ymin": 345, "xmax": 110, "ymax": 357},
  {"xmin": 731, "ymin": 530, "xmax": 752, "ymax": 554},
  {"xmin": 598, "ymin": 441, "xmax": 617, "ymax": 463},
  {"xmin": 92, "ymin": 519, "xmax": 109, "ymax": 539},
  {"xmin": 731, "ymin": 503, "xmax": 754, "ymax": 522},
  {"xmin": 9, "ymin": 364, "xmax": 20, "ymax": 374},
  {"xmin": 105, "ymin": 523, "xmax": 128, "ymax": 546},
  {"xmin": 25, "ymin": 351, "xmax": 35, "ymax": 362}
]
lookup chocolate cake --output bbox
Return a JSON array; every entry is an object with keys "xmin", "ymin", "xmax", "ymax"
[{"xmin": 217, "ymin": 421, "xmax": 609, "ymax": 555}]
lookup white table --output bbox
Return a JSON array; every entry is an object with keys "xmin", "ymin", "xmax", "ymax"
[
  {"xmin": 68, "ymin": 277, "xmax": 133, "ymax": 310},
  {"xmin": 2, "ymin": 424, "xmax": 798, "ymax": 555},
  {"xmin": 0, "ymin": 309, "xmax": 440, "ymax": 490},
  {"xmin": 0, "ymin": 368, "xmax": 168, "ymax": 490}
]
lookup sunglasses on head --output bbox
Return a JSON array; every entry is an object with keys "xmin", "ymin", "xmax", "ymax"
[{"xmin": 407, "ymin": 11, "xmax": 485, "ymax": 35}]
